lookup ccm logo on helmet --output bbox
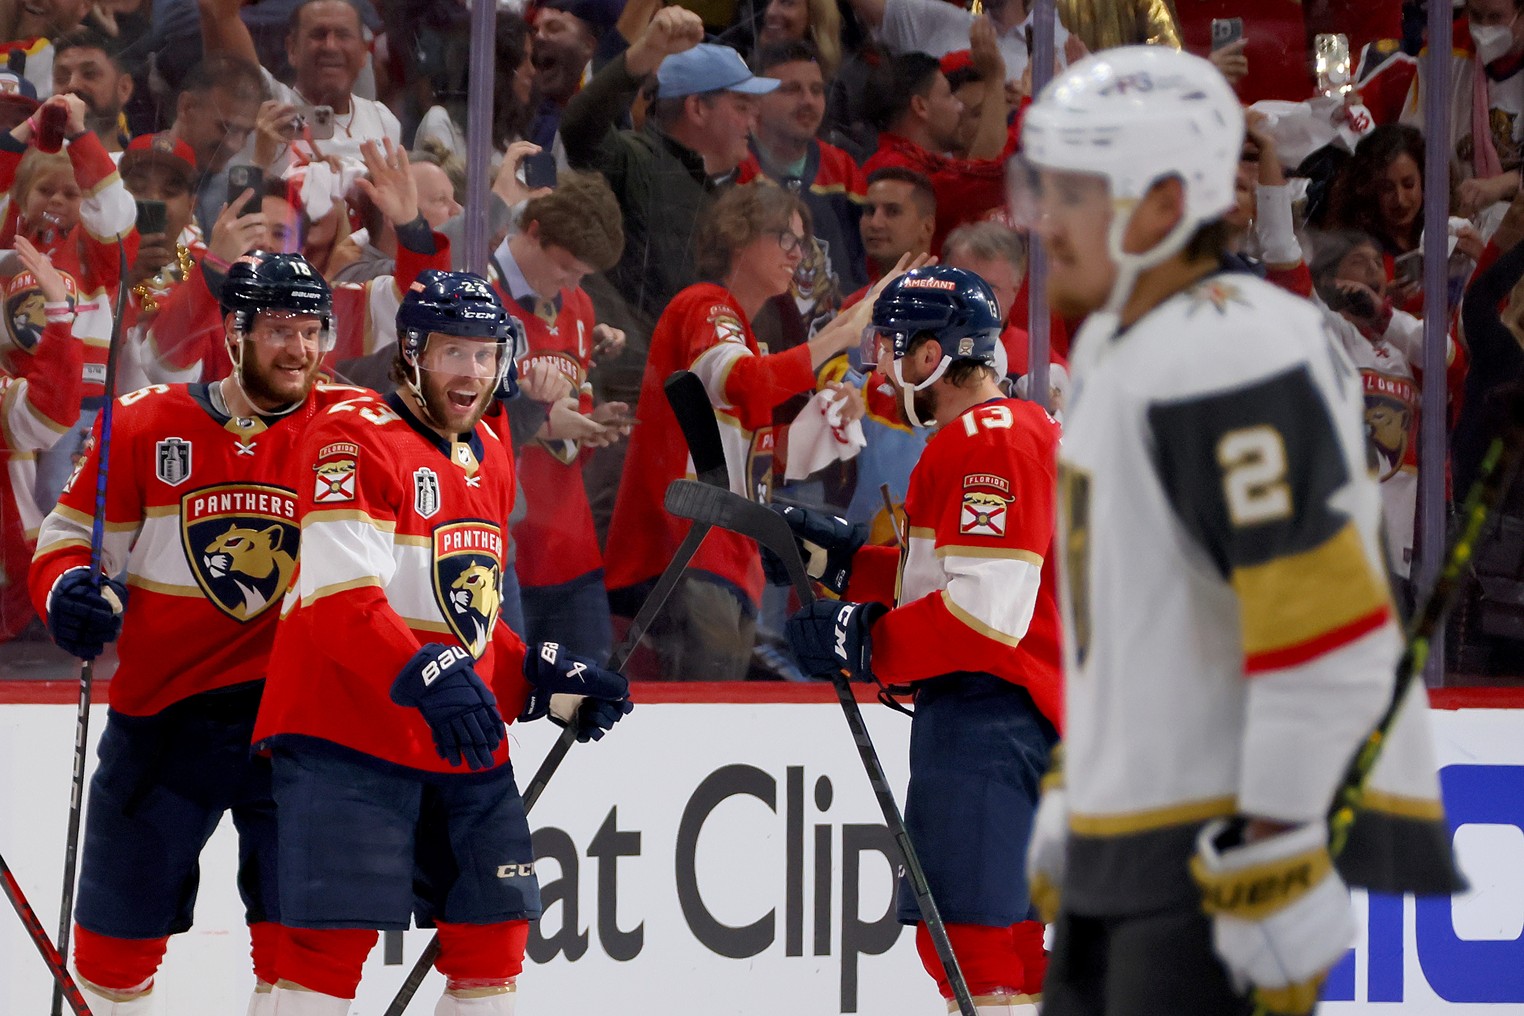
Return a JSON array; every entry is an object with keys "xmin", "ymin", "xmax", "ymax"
[{"xmin": 496, "ymin": 862, "xmax": 535, "ymax": 879}]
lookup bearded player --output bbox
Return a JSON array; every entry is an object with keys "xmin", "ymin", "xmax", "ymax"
[
  {"xmin": 29, "ymin": 250, "xmax": 363, "ymax": 1016},
  {"xmin": 784, "ymin": 265, "xmax": 1063, "ymax": 1014},
  {"xmin": 252, "ymin": 270, "xmax": 634, "ymax": 1016}
]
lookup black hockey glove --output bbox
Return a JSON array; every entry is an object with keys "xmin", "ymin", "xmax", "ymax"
[
  {"xmin": 762, "ymin": 503, "xmax": 867, "ymax": 595},
  {"xmin": 390, "ymin": 643, "xmax": 504, "ymax": 770},
  {"xmin": 47, "ymin": 567, "xmax": 127, "ymax": 660},
  {"xmin": 522, "ymin": 642, "xmax": 634, "ymax": 742},
  {"xmin": 786, "ymin": 600, "xmax": 887, "ymax": 682}
]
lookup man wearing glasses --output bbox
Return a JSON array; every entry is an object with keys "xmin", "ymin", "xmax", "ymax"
[{"xmin": 28, "ymin": 250, "xmax": 363, "ymax": 1016}]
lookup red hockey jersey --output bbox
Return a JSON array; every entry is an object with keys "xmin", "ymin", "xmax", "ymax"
[
  {"xmin": 847, "ymin": 397, "xmax": 1063, "ymax": 726},
  {"xmin": 603, "ymin": 283, "xmax": 815, "ymax": 605},
  {"xmin": 1, "ymin": 309, "xmax": 81, "ymax": 640},
  {"xmin": 29, "ymin": 381, "xmax": 366, "ymax": 715},
  {"xmin": 254, "ymin": 391, "xmax": 531, "ymax": 774},
  {"xmin": 485, "ymin": 263, "xmax": 605, "ymax": 591}
]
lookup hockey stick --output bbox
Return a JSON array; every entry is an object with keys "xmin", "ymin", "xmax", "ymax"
[
  {"xmin": 2, "ymin": 852, "xmax": 94, "ymax": 1016},
  {"xmin": 663, "ymin": 477, "xmax": 980, "ymax": 1016},
  {"xmin": 1245, "ymin": 408, "xmax": 1524, "ymax": 1016},
  {"xmin": 1327, "ymin": 411, "xmax": 1524, "ymax": 858},
  {"xmin": 52, "ymin": 245, "xmax": 131, "ymax": 1016},
  {"xmin": 381, "ymin": 373, "xmax": 729, "ymax": 1016}
]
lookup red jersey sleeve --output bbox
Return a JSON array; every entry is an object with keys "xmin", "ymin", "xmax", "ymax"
[{"xmin": 871, "ymin": 401, "xmax": 1059, "ymax": 685}]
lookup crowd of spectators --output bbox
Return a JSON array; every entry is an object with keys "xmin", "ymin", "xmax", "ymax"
[{"xmin": 0, "ymin": 0, "xmax": 1520, "ymax": 680}]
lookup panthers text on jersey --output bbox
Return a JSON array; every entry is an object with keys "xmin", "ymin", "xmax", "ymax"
[
  {"xmin": 846, "ymin": 397, "xmax": 1063, "ymax": 721},
  {"xmin": 254, "ymin": 391, "xmax": 531, "ymax": 774},
  {"xmin": 29, "ymin": 381, "xmax": 366, "ymax": 714},
  {"xmin": 1055, "ymin": 274, "xmax": 1458, "ymax": 916},
  {"xmin": 605, "ymin": 282, "xmax": 817, "ymax": 605}
]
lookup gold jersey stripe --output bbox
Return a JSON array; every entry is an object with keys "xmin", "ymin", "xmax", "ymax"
[
  {"xmin": 1362, "ymin": 788, "xmax": 1446, "ymax": 822},
  {"xmin": 939, "ymin": 589, "xmax": 1024, "ymax": 648},
  {"xmin": 1231, "ymin": 521, "xmax": 1390, "ymax": 660},
  {"xmin": 1069, "ymin": 796, "xmax": 1237, "ymax": 837},
  {"xmin": 126, "ymin": 575, "xmax": 202, "ymax": 596},
  {"xmin": 935, "ymin": 544, "xmax": 1044, "ymax": 564}
]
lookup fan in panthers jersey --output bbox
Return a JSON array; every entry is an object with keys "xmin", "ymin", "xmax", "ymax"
[
  {"xmin": 0, "ymin": 236, "xmax": 82, "ymax": 641},
  {"xmin": 28, "ymin": 250, "xmax": 363, "ymax": 1016},
  {"xmin": 1019, "ymin": 46, "xmax": 1462, "ymax": 1015},
  {"xmin": 252, "ymin": 271, "xmax": 633, "ymax": 1016},
  {"xmin": 784, "ymin": 265, "xmax": 1062, "ymax": 1015}
]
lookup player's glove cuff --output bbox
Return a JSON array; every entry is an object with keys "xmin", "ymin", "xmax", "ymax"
[
  {"xmin": 1190, "ymin": 818, "xmax": 1354, "ymax": 1015},
  {"xmin": 47, "ymin": 566, "xmax": 126, "ymax": 660},
  {"xmin": 785, "ymin": 600, "xmax": 887, "ymax": 682}
]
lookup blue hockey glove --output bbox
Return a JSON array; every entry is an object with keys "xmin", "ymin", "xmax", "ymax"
[
  {"xmin": 390, "ymin": 643, "xmax": 504, "ymax": 770},
  {"xmin": 47, "ymin": 567, "xmax": 127, "ymax": 660},
  {"xmin": 522, "ymin": 642, "xmax": 633, "ymax": 742},
  {"xmin": 785, "ymin": 600, "xmax": 887, "ymax": 682},
  {"xmin": 762, "ymin": 504, "xmax": 868, "ymax": 595}
]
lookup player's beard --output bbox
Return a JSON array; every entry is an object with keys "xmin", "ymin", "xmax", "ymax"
[
  {"xmin": 418, "ymin": 371, "xmax": 493, "ymax": 437},
  {"xmin": 239, "ymin": 346, "xmax": 321, "ymax": 411},
  {"xmin": 910, "ymin": 384, "xmax": 938, "ymax": 427}
]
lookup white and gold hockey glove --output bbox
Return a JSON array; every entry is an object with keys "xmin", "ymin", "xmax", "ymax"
[
  {"xmin": 1190, "ymin": 818, "xmax": 1355, "ymax": 1015},
  {"xmin": 1025, "ymin": 745, "xmax": 1066, "ymax": 925}
]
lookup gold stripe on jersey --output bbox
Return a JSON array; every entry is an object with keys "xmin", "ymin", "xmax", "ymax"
[
  {"xmin": 145, "ymin": 505, "xmax": 179, "ymax": 518},
  {"xmin": 1231, "ymin": 521, "xmax": 1391, "ymax": 668},
  {"xmin": 934, "ymin": 544, "xmax": 1044, "ymax": 564},
  {"xmin": 302, "ymin": 508, "xmax": 397, "ymax": 531},
  {"xmin": 395, "ymin": 533, "xmax": 431, "ymax": 547},
  {"xmin": 405, "ymin": 617, "xmax": 455, "ymax": 636},
  {"xmin": 50, "ymin": 503, "xmax": 140, "ymax": 532},
  {"xmin": 1362, "ymin": 788, "xmax": 1446, "ymax": 822},
  {"xmin": 907, "ymin": 525, "xmax": 935, "ymax": 540},
  {"xmin": 941, "ymin": 590, "xmax": 1024, "ymax": 648},
  {"xmin": 1069, "ymin": 796, "xmax": 1237, "ymax": 837},
  {"xmin": 307, "ymin": 575, "xmax": 383, "ymax": 602},
  {"xmin": 126, "ymin": 574, "xmax": 203, "ymax": 597}
]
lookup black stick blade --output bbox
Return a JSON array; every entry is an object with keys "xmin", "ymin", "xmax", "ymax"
[{"xmin": 664, "ymin": 371, "xmax": 728, "ymax": 487}]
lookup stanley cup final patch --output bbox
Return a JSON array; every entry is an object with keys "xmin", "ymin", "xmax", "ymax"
[
  {"xmin": 312, "ymin": 442, "xmax": 359, "ymax": 504},
  {"xmin": 960, "ymin": 472, "xmax": 1014, "ymax": 538}
]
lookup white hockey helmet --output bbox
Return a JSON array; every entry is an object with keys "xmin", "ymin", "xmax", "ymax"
[{"xmin": 1020, "ymin": 46, "xmax": 1244, "ymax": 311}]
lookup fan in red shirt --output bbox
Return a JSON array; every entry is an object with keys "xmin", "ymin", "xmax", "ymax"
[{"xmin": 604, "ymin": 182, "xmax": 906, "ymax": 680}]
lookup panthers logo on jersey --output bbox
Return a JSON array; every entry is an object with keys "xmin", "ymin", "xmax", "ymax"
[
  {"xmin": 432, "ymin": 520, "xmax": 506, "ymax": 658},
  {"xmin": 181, "ymin": 483, "xmax": 299, "ymax": 622}
]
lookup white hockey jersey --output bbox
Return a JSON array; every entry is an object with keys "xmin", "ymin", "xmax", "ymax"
[{"xmin": 1056, "ymin": 274, "xmax": 1460, "ymax": 916}]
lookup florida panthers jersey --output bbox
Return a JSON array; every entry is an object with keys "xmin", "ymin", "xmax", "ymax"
[
  {"xmin": 1056, "ymin": 274, "xmax": 1457, "ymax": 916},
  {"xmin": 488, "ymin": 269, "xmax": 604, "ymax": 591},
  {"xmin": 1320, "ymin": 302, "xmax": 1467, "ymax": 579},
  {"xmin": 29, "ymin": 381, "xmax": 366, "ymax": 715},
  {"xmin": 0, "ymin": 312, "xmax": 81, "ymax": 640},
  {"xmin": 846, "ymin": 398, "xmax": 1062, "ymax": 722},
  {"xmin": 605, "ymin": 283, "xmax": 816, "ymax": 604},
  {"xmin": 254, "ymin": 391, "xmax": 530, "ymax": 775}
]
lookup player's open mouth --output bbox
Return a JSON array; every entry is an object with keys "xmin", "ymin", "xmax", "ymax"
[{"xmin": 447, "ymin": 388, "xmax": 479, "ymax": 410}]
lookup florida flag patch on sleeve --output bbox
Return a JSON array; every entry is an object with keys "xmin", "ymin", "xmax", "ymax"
[
  {"xmin": 960, "ymin": 472, "xmax": 1013, "ymax": 537},
  {"xmin": 313, "ymin": 442, "xmax": 359, "ymax": 503}
]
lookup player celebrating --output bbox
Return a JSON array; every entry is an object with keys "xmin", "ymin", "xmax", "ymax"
[
  {"xmin": 252, "ymin": 271, "xmax": 634, "ymax": 1016},
  {"xmin": 28, "ymin": 250, "xmax": 361, "ymax": 1016},
  {"xmin": 1019, "ymin": 47, "xmax": 1460, "ymax": 1014},
  {"xmin": 785, "ymin": 265, "xmax": 1062, "ymax": 1014}
]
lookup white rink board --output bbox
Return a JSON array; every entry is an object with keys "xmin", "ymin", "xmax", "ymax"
[{"xmin": 2, "ymin": 701, "xmax": 1523, "ymax": 1015}]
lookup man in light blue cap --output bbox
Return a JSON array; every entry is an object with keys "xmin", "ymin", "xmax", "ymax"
[{"xmin": 562, "ymin": 7, "xmax": 780, "ymax": 338}]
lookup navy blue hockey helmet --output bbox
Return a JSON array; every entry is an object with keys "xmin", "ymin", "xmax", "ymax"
[
  {"xmin": 397, "ymin": 269, "xmax": 527, "ymax": 396},
  {"xmin": 220, "ymin": 250, "xmax": 334, "ymax": 351},
  {"xmin": 865, "ymin": 265, "xmax": 1003, "ymax": 370}
]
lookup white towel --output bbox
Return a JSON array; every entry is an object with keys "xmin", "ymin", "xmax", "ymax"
[{"xmin": 785, "ymin": 388, "xmax": 866, "ymax": 481}]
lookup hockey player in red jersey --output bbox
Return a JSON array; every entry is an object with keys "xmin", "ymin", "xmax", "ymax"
[
  {"xmin": 252, "ymin": 271, "xmax": 633, "ymax": 1016},
  {"xmin": 0, "ymin": 236, "xmax": 82, "ymax": 640},
  {"xmin": 785, "ymin": 265, "xmax": 1062, "ymax": 1014},
  {"xmin": 1019, "ymin": 46, "xmax": 1461, "ymax": 1015},
  {"xmin": 28, "ymin": 250, "xmax": 362, "ymax": 1016}
]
